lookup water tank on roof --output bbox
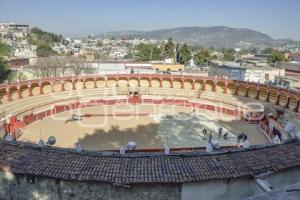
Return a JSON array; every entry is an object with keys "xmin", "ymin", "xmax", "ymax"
[
  {"xmin": 127, "ymin": 141, "xmax": 136, "ymax": 150},
  {"xmin": 46, "ymin": 136, "xmax": 56, "ymax": 146},
  {"xmin": 38, "ymin": 139, "xmax": 45, "ymax": 147}
]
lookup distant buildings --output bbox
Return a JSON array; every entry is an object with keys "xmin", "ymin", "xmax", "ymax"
[
  {"xmin": 210, "ymin": 61, "xmax": 285, "ymax": 83},
  {"xmin": 0, "ymin": 22, "xmax": 29, "ymax": 38}
]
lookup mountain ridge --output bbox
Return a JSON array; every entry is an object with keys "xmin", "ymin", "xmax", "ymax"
[{"xmin": 96, "ymin": 26, "xmax": 299, "ymax": 48}]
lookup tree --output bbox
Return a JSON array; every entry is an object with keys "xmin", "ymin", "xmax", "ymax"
[
  {"xmin": 193, "ymin": 49, "xmax": 212, "ymax": 66},
  {"xmin": 178, "ymin": 43, "xmax": 192, "ymax": 66},
  {"xmin": 28, "ymin": 27, "xmax": 63, "ymax": 45},
  {"xmin": 31, "ymin": 57, "xmax": 55, "ymax": 78},
  {"xmin": 264, "ymin": 47, "xmax": 274, "ymax": 54},
  {"xmin": 223, "ymin": 49, "xmax": 235, "ymax": 61},
  {"xmin": 0, "ymin": 42, "xmax": 12, "ymax": 57},
  {"xmin": 30, "ymin": 56, "xmax": 67, "ymax": 78},
  {"xmin": 151, "ymin": 46, "xmax": 162, "ymax": 60},
  {"xmin": 0, "ymin": 57, "xmax": 11, "ymax": 83},
  {"xmin": 135, "ymin": 43, "xmax": 152, "ymax": 61},
  {"xmin": 96, "ymin": 41, "xmax": 103, "ymax": 47},
  {"xmin": 268, "ymin": 51, "xmax": 285, "ymax": 64},
  {"xmin": 164, "ymin": 38, "xmax": 175, "ymax": 59},
  {"xmin": 69, "ymin": 57, "xmax": 86, "ymax": 75},
  {"xmin": 124, "ymin": 52, "xmax": 134, "ymax": 59},
  {"xmin": 36, "ymin": 44, "xmax": 57, "ymax": 57},
  {"xmin": 135, "ymin": 43, "xmax": 163, "ymax": 61},
  {"xmin": 8, "ymin": 70, "xmax": 27, "ymax": 82}
]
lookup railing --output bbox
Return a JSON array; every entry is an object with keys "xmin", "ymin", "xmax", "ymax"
[{"xmin": 1, "ymin": 73, "xmax": 299, "ymax": 98}]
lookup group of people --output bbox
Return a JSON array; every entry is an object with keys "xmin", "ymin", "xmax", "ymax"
[
  {"xmin": 72, "ymin": 114, "xmax": 83, "ymax": 121},
  {"xmin": 202, "ymin": 126, "xmax": 250, "ymax": 149},
  {"xmin": 272, "ymin": 127, "xmax": 282, "ymax": 144},
  {"xmin": 202, "ymin": 127, "xmax": 230, "ymax": 142}
]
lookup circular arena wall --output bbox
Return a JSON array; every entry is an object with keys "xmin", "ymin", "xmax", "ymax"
[
  {"xmin": 1, "ymin": 74, "xmax": 300, "ymax": 145},
  {"xmin": 0, "ymin": 74, "xmax": 300, "ymax": 200}
]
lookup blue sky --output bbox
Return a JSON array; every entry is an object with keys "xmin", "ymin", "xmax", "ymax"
[{"xmin": 1, "ymin": 0, "xmax": 300, "ymax": 40}]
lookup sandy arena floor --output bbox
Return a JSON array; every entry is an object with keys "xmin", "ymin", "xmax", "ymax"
[{"xmin": 19, "ymin": 104, "xmax": 269, "ymax": 150}]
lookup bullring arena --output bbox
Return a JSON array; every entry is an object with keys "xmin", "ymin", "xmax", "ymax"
[{"xmin": 1, "ymin": 73, "xmax": 300, "ymax": 200}]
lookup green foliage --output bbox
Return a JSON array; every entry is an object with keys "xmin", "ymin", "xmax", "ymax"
[
  {"xmin": 223, "ymin": 49, "xmax": 235, "ymax": 61},
  {"xmin": 124, "ymin": 52, "xmax": 134, "ymax": 59},
  {"xmin": 164, "ymin": 38, "xmax": 175, "ymax": 59},
  {"xmin": 178, "ymin": 43, "xmax": 192, "ymax": 66},
  {"xmin": 135, "ymin": 43, "xmax": 162, "ymax": 61},
  {"xmin": 135, "ymin": 43, "xmax": 152, "ymax": 61},
  {"xmin": 0, "ymin": 57, "xmax": 11, "ymax": 83},
  {"xmin": 193, "ymin": 49, "xmax": 212, "ymax": 66},
  {"xmin": 36, "ymin": 44, "xmax": 57, "ymax": 57},
  {"xmin": 268, "ymin": 51, "xmax": 285, "ymax": 64},
  {"xmin": 0, "ymin": 42, "xmax": 12, "ymax": 57},
  {"xmin": 94, "ymin": 52, "xmax": 104, "ymax": 60},
  {"xmin": 7, "ymin": 70, "xmax": 27, "ymax": 82},
  {"xmin": 151, "ymin": 46, "xmax": 162, "ymax": 60},
  {"xmin": 28, "ymin": 27, "xmax": 63, "ymax": 45},
  {"xmin": 96, "ymin": 41, "xmax": 103, "ymax": 47},
  {"xmin": 264, "ymin": 47, "xmax": 274, "ymax": 54}
]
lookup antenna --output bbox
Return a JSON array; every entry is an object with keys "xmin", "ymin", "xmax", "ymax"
[{"xmin": 39, "ymin": 125, "xmax": 42, "ymax": 140}]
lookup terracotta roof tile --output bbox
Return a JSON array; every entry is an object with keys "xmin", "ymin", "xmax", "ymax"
[{"xmin": 0, "ymin": 140, "xmax": 300, "ymax": 184}]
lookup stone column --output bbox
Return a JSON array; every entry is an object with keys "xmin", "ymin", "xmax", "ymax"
[
  {"xmin": 29, "ymin": 86, "xmax": 33, "ymax": 96},
  {"xmin": 223, "ymin": 84, "xmax": 228, "ymax": 94},
  {"xmin": 17, "ymin": 88, "xmax": 22, "ymax": 99},
  {"xmin": 191, "ymin": 81, "xmax": 195, "ymax": 90},
  {"xmin": 6, "ymin": 89, "xmax": 12, "ymax": 101},
  {"xmin": 61, "ymin": 82, "xmax": 65, "ymax": 91},
  {"xmin": 39, "ymin": 84, "xmax": 43, "ymax": 95},
  {"xmin": 72, "ymin": 81, "xmax": 76, "ymax": 90}
]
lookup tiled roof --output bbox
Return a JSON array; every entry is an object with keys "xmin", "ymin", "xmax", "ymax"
[{"xmin": 0, "ymin": 140, "xmax": 299, "ymax": 184}]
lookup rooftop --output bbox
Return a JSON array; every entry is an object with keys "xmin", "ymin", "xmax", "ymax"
[
  {"xmin": 211, "ymin": 60, "xmax": 281, "ymax": 71},
  {"xmin": 0, "ymin": 140, "xmax": 299, "ymax": 184},
  {"xmin": 247, "ymin": 182, "xmax": 300, "ymax": 200}
]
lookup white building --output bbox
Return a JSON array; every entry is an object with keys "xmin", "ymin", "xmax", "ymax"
[{"xmin": 210, "ymin": 61, "xmax": 285, "ymax": 83}]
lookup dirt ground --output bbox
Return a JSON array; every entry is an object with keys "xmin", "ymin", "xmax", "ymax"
[{"xmin": 19, "ymin": 104, "xmax": 268, "ymax": 150}]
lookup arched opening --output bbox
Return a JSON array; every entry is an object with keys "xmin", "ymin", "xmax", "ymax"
[
  {"xmin": 278, "ymin": 92, "xmax": 289, "ymax": 107},
  {"xmin": 151, "ymin": 78, "xmax": 160, "ymax": 88},
  {"xmin": 107, "ymin": 78, "xmax": 117, "ymax": 88},
  {"xmin": 237, "ymin": 84, "xmax": 247, "ymax": 97},
  {"xmin": 96, "ymin": 78, "xmax": 105, "ymax": 88},
  {"xmin": 0, "ymin": 88, "xmax": 8, "ymax": 103},
  {"xmin": 140, "ymin": 77, "xmax": 150, "ymax": 87},
  {"xmin": 194, "ymin": 80, "xmax": 204, "ymax": 90},
  {"xmin": 63, "ymin": 80, "xmax": 73, "ymax": 91},
  {"xmin": 162, "ymin": 78, "xmax": 172, "ymax": 88},
  {"xmin": 268, "ymin": 90, "xmax": 278, "ymax": 104},
  {"xmin": 75, "ymin": 79, "xmax": 84, "ymax": 90},
  {"xmin": 227, "ymin": 82, "xmax": 237, "ymax": 95},
  {"xmin": 258, "ymin": 88, "xmax": 268, "ymax": 101},
  {"xmin": 288, "ymin": 94, "xmax": 298, "ymax": 111},
  {"xmin": 85, "ymin": 78, "xmax": 95, "ymax": 89},
  {"xmin": 42, "ymin": 82, "xmax": 52, "ymax": 94},
  {"xmin": 173, "ymin": 78, "xmax": 183, "ymax": 89},
  {"xmin": 31, "ymin": 83, "xmax": 40, "ymax": 96},
  {"xmin": 184, "ymin": 79, "xmax": 193, "ymax": 90},
  {"xmin": 118, "ymin": 77, "xmax": 128, "ymax": 88},
  {"xmin": 216, "ymin": 81, "xmax": 225, "ymax": 93},
  {"xmin": 205, "ymin": 80, "xmax": 215, "ymax": 92},
  {"xmin": 129, "ymin": 78, "xmax": 139, "ymax": 88},
  {"xmin": 53, "ymin": 81, "xmax": 62, "ymax": 92},
  {"xmin": 248, "ymin": 86, "xmax": 258, "ymax": 99},
  {"xmin": 9, "ymin": 86, "xmax": 18, "ymax": 100},
  {"xmin": 20, "ymin": 85, "xmax": 30, "ymax": 98}
]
